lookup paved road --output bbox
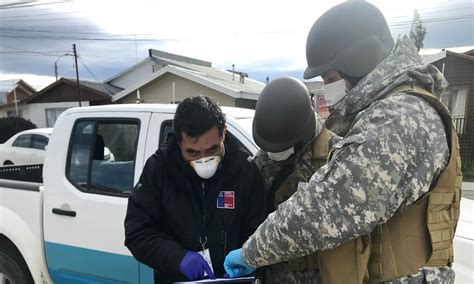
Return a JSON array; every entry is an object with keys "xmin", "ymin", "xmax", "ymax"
[{"xmin": 462, "ymin": 182, "xmax": 474, "ymax": 200}]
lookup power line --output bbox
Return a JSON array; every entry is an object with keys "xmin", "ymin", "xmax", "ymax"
[
  {"xmin": 0, "ymin": 11, "xmax": 84, "ymax": 19},
  {"xmin": 78, "ymin": 56, "xmax": 98, "ymax": 81},
  {"xmin": 0, "ymin": 16, "xmax": 91, "ymax": 22},
  {"xmin": 0, "ymin": 1, "xmax": 69, "ymax": 10}
]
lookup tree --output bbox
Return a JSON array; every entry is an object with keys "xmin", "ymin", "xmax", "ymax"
[
  {"xmin": 0, "ymin": 116, "xmax": 37, "ymax": 143},
  {"xmin": 409, "ymin": 9, "xmax": 427, "ymax": 51}
]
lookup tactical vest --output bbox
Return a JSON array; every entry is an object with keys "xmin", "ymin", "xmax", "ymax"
[{"xmin": 318, "ymin": 85, "xmax": 462, "ymax": 284}]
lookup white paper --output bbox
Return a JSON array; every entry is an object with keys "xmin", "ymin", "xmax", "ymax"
[
  {"xmin": 174, "ymin": 276, "xmax": 256, "ymax": 283},
  {"xmin": 198, "ymin": 249, "xmax": 214, "ymax": 277}
]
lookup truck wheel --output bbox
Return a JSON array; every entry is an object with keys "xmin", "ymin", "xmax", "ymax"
[
  {"xmin": 3, "ymin": 161, "xmax": 13, "ymax": 166},
  {"xmin": 0, "ymin": 249, "xmax": 33, "ymax": 284}
]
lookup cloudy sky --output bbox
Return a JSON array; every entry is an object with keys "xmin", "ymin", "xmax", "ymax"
[{"xmin": 0, "ymin": 0, "xmax": 473, "ymax": 91}]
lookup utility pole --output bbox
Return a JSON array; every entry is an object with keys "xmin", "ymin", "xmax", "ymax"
[
  {"xmin": 54, "ymin": 63, "xmax": 58, "ymax": 81},
  {"xmin": 12, "ymin": 80, "xmax": 18, "ymax": 116},
  {"xmin": 54, "ymin": 53, "xmax": 72, "ymax": 81},
  {"xmin": 73, "ymin": 43, "xmax": 82, "ymax": 107}
]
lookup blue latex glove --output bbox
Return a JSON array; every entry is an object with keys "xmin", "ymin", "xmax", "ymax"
[
  {"xmin": 224, "ymin": 248, "xmax": 256, "ymax": 278},
  {"xmin": 179, "ymin": 251, "xmax": 216, "ymax": 280}
]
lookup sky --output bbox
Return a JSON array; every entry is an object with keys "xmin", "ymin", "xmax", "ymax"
[{"xmin": 0, "ymin": 0, "xmax": 473, "ymax": 91}]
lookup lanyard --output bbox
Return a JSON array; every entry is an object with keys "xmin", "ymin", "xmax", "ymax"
[{"xmin": 199, "ymin": 181, "xmax": 209, "ymax": 251}]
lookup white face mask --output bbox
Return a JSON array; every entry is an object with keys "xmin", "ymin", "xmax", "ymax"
[
  {"xmin": 267, "ymin": 147, "xmax": 295, "ymax": 161},
  {"xmin": 190, "ymin": 156, "xmax": 221, "ymax": 179},
  {"xmin": 323, "ymin": 79, "xmax": 347, "ymax": 107}
]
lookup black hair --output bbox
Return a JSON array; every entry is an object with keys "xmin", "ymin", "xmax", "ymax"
[{"xmin": 173, "ymin": 95, "xmax": 226, "ymax": 143}]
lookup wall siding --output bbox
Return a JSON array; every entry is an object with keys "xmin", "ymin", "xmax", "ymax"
[
  {"xmin": 30, "ymin": 82, "xmax": 110, "ymax": 104},
  {"xmin": 432, "ymin": 55, "xmax": 474, "ymax": 161},
  {"xmin": 119, "ymin": 73, "xmax": 235, "ymax": 107}
]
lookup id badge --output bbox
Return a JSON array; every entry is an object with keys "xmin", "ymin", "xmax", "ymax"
[{"xmin": 198, "ymin": 249, "xmax": 214, "ymax": 277}]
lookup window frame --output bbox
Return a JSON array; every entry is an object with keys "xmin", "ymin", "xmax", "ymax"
[
  {"xmin": 159, "ymin": 119, "xmax": 174, "ymax": 148},
  {"xmin": 32, "ymin": 134, "xmax": 49, "ymax": 150},
  {"xmin": 45, "ymin": 107, "xmax": 69, "ymax": 127},
  {"xmin": 65, "ymin": 118, "xmax": 141, "ymax": 197}
]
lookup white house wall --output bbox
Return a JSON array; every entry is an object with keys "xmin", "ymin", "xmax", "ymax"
[
  {"xmin": 26, "ymin": 101, "xmax": 89, "ymax": 128},
  {"xmin": 109, "ymin": 60, "xmax": 164, "ymax": 90},
  {"xmin": 0, "ymin": 105, "xmax": 29, "ymax": 120},
  {"xmin": 119, "ymin": 73, "xmax": 235, "ymax": 107}
]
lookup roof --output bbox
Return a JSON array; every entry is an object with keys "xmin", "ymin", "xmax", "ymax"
[
  {"xmin": 71, "ymin": 79, "xmax": 122, "ymax": 96},
  {"xmin": 0, "ymin": 78, "xmax": 112, "ymax": 110},
  {"xmin": 111, "ymin": 50, "xmax": 266, "ymax": 102},
  {"xmin": 420, "ymin": 46, "xmax": 474, "ymax": 64},
  {"xmin": 0, "ymin": 79, "xmax": 36, "ymax": 93},
  {"xmin": 0, "ymin": 79, "xmax": 37, "ymax": 107},
  {"xmin": 104, "ymin": 57, "xmax": 152, "ymax": 84},
  {"xmin": 37, "ymin": 78, "xmax": 116, "ymax": 97}
]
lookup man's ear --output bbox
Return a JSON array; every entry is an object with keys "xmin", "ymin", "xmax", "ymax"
[{"xmin": 222, "ymin": 125, "xmax": 227, "ymax": 141}]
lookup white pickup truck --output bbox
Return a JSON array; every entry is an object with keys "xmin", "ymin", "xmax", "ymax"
[
  {"xmin": 1, "ymin": 104, "xmax": 472, "ymax": 284},
  {"xmin": 0, "ymin": 104, "xmax": 257, "ymax": 284}
]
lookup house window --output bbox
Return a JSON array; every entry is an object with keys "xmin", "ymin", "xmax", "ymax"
[
  {"xmin": 46, "ymin": 108, "xmax": 69, "ymax": 127},
  {"xmin": 7, "ymin": 110, "xmax": 22, "ymax": 117},
  {"xmin": 441, "ymin": 87, "xmax": 468, "ymax": 135},
  {"xmin": 451, "ymin": 88, "xmax": 467, "ymax": 118},
  {"xmin": 67, "ymin": 119, "xmax": 140, "ymax": 196},
  {"xmin": 315, "ymin": 94, "xmax": 329, "ymax": 119}
]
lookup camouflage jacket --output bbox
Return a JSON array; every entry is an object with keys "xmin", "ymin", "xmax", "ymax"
[
  {"xmin": 242, "ymin": 36, "xmax": 454, "ymax": 283},
  {"xmin": 253, "ymin": 120, "xmax": 338, "ymax": 284},
  {"xmin": 255, "ymin": 146, "xmax": 321, "ymax": 284}
]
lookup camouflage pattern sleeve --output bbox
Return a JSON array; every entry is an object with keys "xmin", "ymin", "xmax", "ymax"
[{"xmin": 242, "ymin": 93, "xmax": 449, "ymax": 267}]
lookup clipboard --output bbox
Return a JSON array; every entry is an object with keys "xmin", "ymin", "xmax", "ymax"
[{"xmin": 174, "ymin": 276, "xmax": 258, "ymax": 283}]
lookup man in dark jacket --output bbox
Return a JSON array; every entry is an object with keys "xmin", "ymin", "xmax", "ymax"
[{"xmin": 124, "ymin": 95, "xmax": 266, "ymax": 283}]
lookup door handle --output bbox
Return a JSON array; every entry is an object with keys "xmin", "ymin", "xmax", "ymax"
[{"xmin": 52, "ymin": 208, "xmax": 76, "ymax": 217}]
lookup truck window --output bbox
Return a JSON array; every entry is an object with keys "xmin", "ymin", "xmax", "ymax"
[
  {"xmin": 67, "ymin": 119, "xmax": 140, "ymax": 196},
  {"xmin": 158, "ymin": 120, "xmax": 252, "ymax": 156},
  {"xmin": 159, "ymin": 120, "xmax": 174, "ymax": 148}
]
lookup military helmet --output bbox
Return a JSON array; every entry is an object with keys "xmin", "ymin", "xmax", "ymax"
[
  {"xmin": 304, "ymin": 1, "xmax": 394, "ymax": 79},
  {"xmin": 253, "ymin": 77, "xmax": 315, "ymax": 152}
]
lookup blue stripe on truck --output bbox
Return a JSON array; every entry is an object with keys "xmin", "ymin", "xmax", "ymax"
[{"xmin": 44, "ymin": 241, "xmax": 153, "ymax": 283}]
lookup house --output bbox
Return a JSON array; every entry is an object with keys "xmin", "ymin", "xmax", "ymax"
[
  {"xmin": 107, "ymin": 50, "xmax": 266, "ymax": 109},
  {"xmin": 422, "ymin": 47, "xmax": 474, "ymax": 162},
  {"xmin": 0, "ymin": 79, "xmax": 37, "ymax": 116},
  {"xmin": 303, "ymin": 81, "xmax": 327, "ymax": 119},
  {"xmin": 0, "ymin": 78, "xmax": 117, "ymax": 127}
]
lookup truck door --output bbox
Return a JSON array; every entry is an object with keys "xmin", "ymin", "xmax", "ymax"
[{"xmin": 43, "ymin": 112, "xmax": 151, "ymax": 283}]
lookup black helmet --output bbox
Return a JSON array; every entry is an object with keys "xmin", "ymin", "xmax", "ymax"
[
  {"xmin": 304, "ymin": 1, "xmax": 394, "ymax": 79},
  {"xmin": 253, "ymin": 77, "xmax": 315, "ymax": 152}
]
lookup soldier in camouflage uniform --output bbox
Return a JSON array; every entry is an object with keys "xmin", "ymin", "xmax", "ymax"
[
  {"xmin": 225, "ymin": 2, "xmax": 461, "ymax": 283},
  {"xmin": 252, "ymin": 77, "xmax": 336, "ymax": 283}
]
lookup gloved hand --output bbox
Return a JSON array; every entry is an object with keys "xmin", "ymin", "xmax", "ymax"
[
  {"xmin": 179, "ymin": 251, "xmax": 216, "ymax": 280},
  {"xmin": 224, "ymin": 248, "xmax": 256, "ymax": 278}
]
